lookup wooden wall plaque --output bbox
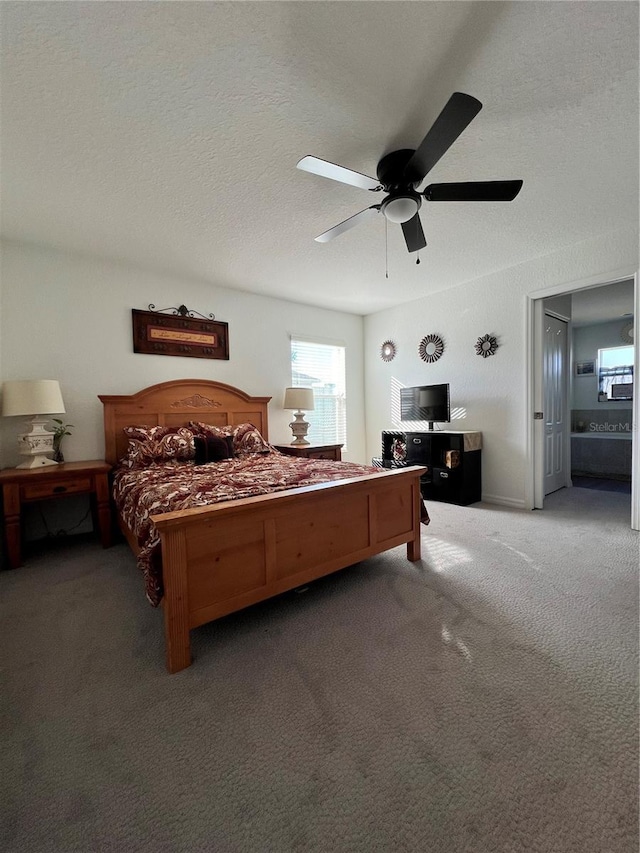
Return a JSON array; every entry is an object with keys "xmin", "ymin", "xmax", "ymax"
[{"xmin": 132, "ymin": 309, "xmax": 229, "ymax": 360}]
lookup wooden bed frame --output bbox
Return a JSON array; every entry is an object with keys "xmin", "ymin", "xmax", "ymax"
[{"xmin": 99, "ymin": 379, "xmax": 425, "ymax": 673}]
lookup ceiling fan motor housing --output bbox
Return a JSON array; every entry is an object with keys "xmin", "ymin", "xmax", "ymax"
[{"xmin": 376, "ymin": 149, "xmax": 419, "ymax": 190}]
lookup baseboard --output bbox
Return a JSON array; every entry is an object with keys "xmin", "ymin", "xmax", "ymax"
[{"xmin": 481, "ymin": 494, "xmax": 527, "ymax": 509}]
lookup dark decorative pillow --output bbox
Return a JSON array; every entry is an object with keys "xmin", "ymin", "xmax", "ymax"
[
  {"xmin": 122, "ymin": 425, "xmax": 195, "ymax": 467},
  {"xmin": 194, "ymin": 435, "xmax": 234, "ymax": 465}
]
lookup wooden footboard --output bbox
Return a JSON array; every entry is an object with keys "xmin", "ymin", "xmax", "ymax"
[{"xmin": 152, "ymin": 466, "xmax": 425, "ymax": 673}]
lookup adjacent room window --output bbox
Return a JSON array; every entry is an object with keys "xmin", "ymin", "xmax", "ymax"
[
  {"xmin": 597, "ymin": 345, "xmax": 634, "ymax": 400},
  {"xmin": 290, "ymin": 336, "xmax": 347, "ymax": 448}
]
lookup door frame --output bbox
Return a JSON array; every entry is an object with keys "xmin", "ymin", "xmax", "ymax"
[{"xmin": 525, "ymin": 267, "xmax": 639, "ymax": 530}]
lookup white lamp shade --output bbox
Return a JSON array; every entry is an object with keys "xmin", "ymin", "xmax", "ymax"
[
  {"xmin": 283, "ymin": 387, "xmax": 315, "ymax": 411},
  {"xmin": 2, "ymin": 380, "xmax": 66, "ymax": 417}
]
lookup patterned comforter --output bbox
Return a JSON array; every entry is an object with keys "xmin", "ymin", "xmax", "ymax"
[{"xmin": 113, "ymin": 450, "xmax": 428, "ymax": 606}]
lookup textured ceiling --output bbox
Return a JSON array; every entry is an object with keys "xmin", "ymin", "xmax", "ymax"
[
  {"xmin": 1, "ymin": 1, "xmax": 638, "ymax": 314},
  {"xmin": 571, "ymin": 279, "xmax": 635, "ymax": 327}
]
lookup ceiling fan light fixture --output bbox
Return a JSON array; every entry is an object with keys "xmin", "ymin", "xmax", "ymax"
[{"xmin": 381, "ymin": 193, "xmax": 421, "ymax": 224}]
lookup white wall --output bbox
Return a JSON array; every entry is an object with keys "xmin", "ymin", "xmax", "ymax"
[
  {"xmin": 365, "ymin": 228, "xmax": 639, "ymax": 507},
  {"xmin": 0, "ymin": 250, "xmax": 2, "ymax": 459},
  {"xmin": 2, "ymin": 227, "xmax": 638, "ymax": 515},
  {"xmin": 0, "ymin": 239, "xmax": 366, "ymax": 468}
]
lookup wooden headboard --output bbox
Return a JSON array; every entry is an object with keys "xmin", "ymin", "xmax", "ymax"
[{"xmin": 99, "ymin": 379, "xmax": 271, "ymax": 465}]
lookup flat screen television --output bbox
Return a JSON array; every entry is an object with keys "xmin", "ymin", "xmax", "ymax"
[{"xmin": 400, "ymin": 383, "xmax": 450, "ymax": 430}]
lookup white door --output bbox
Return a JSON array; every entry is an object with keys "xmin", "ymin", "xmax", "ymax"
[{"xmin": 544, "ymin": 314, "xmax": 568, "ymax": 495}]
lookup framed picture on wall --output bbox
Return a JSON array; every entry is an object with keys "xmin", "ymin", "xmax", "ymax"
[
  {"xmin": 132, "ymin": 308, "xmax": 229, "ymax": 360},
  {"xmin": 575, "ymin": 360, "xmax": 595, "ymax": 376}
]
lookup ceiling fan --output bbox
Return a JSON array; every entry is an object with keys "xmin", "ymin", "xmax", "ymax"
[{"xmin": 297, "ymin": 92, "xmax": 523, "ymax": 253}]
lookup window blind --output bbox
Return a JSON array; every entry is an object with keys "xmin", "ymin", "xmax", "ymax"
[
  {"xmin": 598, "ymin": 345, "xmax": 634, "ymax": 400},
  {"xmin": 290, "ymin": 337, "xmax": 347, "ymax": 448}
]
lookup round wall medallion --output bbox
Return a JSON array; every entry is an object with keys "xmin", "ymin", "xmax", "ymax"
[
  {"xmin": 418, "ymin": 334, "xmax": 444, "ymax": 363},
  {"xmin": 475, "ymin": 333, "xmax": 498, "ymax": 358},
  {"xmin": 380, "ymin": 340, "xmax": 397, "ymax": 362},
  {"xmin": 621, "ymin": 321, "xmax": 634, "ymax": 344}
]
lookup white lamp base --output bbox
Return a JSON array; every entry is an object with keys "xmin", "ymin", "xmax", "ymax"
[
  {"xmin": 289, "ymin": 411, "xmax": 311, "ymax": 446},
  {"xmin": 16, "ymin": 416, "xmax": 58, "ymax": 468},
  {"xmin": 16, "ymin": 454, "xmax": 59, "ymax": 469}
]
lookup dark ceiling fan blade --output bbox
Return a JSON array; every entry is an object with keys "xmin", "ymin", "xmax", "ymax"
[
  {"xmin": 404, "ymin": 92, "xmax": 483, "ymax": 184},
  {"xmin": 424, "ymin": 180, "xmax": 523, "ymax": 202},
  {"xmin": 297, "ymin": 156, "xmax": 381, "ymax": 191},
  {"xmin": 315, "ymin": 206, "xmax": 380, "ymax": 243},
  {"xmin": 401, "ymin": 213, "xmax": 427, "ymax": 253}
]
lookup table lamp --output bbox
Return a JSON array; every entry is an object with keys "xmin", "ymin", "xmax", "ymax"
[
  {"xmin": 283, "ymin": 387, "xmax": 315, "ymax": 445},
  {"xmin": 2, "ymin": 380, "xmax": 66, "ymax": 468}
]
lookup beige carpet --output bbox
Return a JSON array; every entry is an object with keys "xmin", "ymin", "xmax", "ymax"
[{"xmin": 1, "ymin": 486, "xmax": 638, "ymax": 852}]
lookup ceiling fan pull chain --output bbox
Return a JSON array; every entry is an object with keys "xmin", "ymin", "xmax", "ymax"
[
  {"xmin": 416, "ymin": 252, "xmax": 421, "ymax": 265},
  {"xmin": 385, "ymin": 217, "xmax": 389, "ymax": 278}
]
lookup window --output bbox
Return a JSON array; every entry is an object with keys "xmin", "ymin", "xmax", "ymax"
[
  {"xmin": 290, "ymin": 336, "xmax": 346, "ymax": 448},
  {"xmin": 597, "ymin": 345, "xmax": 634, "ymax": 401}
]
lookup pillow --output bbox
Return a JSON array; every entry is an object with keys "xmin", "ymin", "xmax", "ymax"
[
  {"xmin": 188, "ymin": 421, "xmax": 233, "ymax": 436},
  {"xmin": 231, "ymin": 422, "xmax": 272, "ymax": 455},
  {"xmin": 122, "ymin": 425, "xmax": 195, "ymax": 467},
  {"xmin": 194, "ymin": 434, "xmax": 234, "ymax": 465},
  {"xmin": 189, "ymin": 421, "xmax": 271, "ymax": 455}
]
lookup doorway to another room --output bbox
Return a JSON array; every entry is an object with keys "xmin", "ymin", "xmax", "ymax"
[{"xmin": 528, "ymin": 272, "xmax": 639, "ymax": 530}]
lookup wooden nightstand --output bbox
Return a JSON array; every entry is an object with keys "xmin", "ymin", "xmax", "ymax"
[
  {"xmin": 274, "ymin": 443, "xmax": 343, "ymax": 462},
  {"xmin": 0, "ymin": 460, "xmax": 112, "ymax": 569}
]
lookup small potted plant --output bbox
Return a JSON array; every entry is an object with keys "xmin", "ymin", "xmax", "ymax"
[{"xmin": 49, "ymin": 418, "xmax": 74, "ymax": 463}]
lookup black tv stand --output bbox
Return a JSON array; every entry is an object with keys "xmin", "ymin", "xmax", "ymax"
[{"xmin": 374, "ymin": 430, "xmax": 482, "ymax": 506}]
